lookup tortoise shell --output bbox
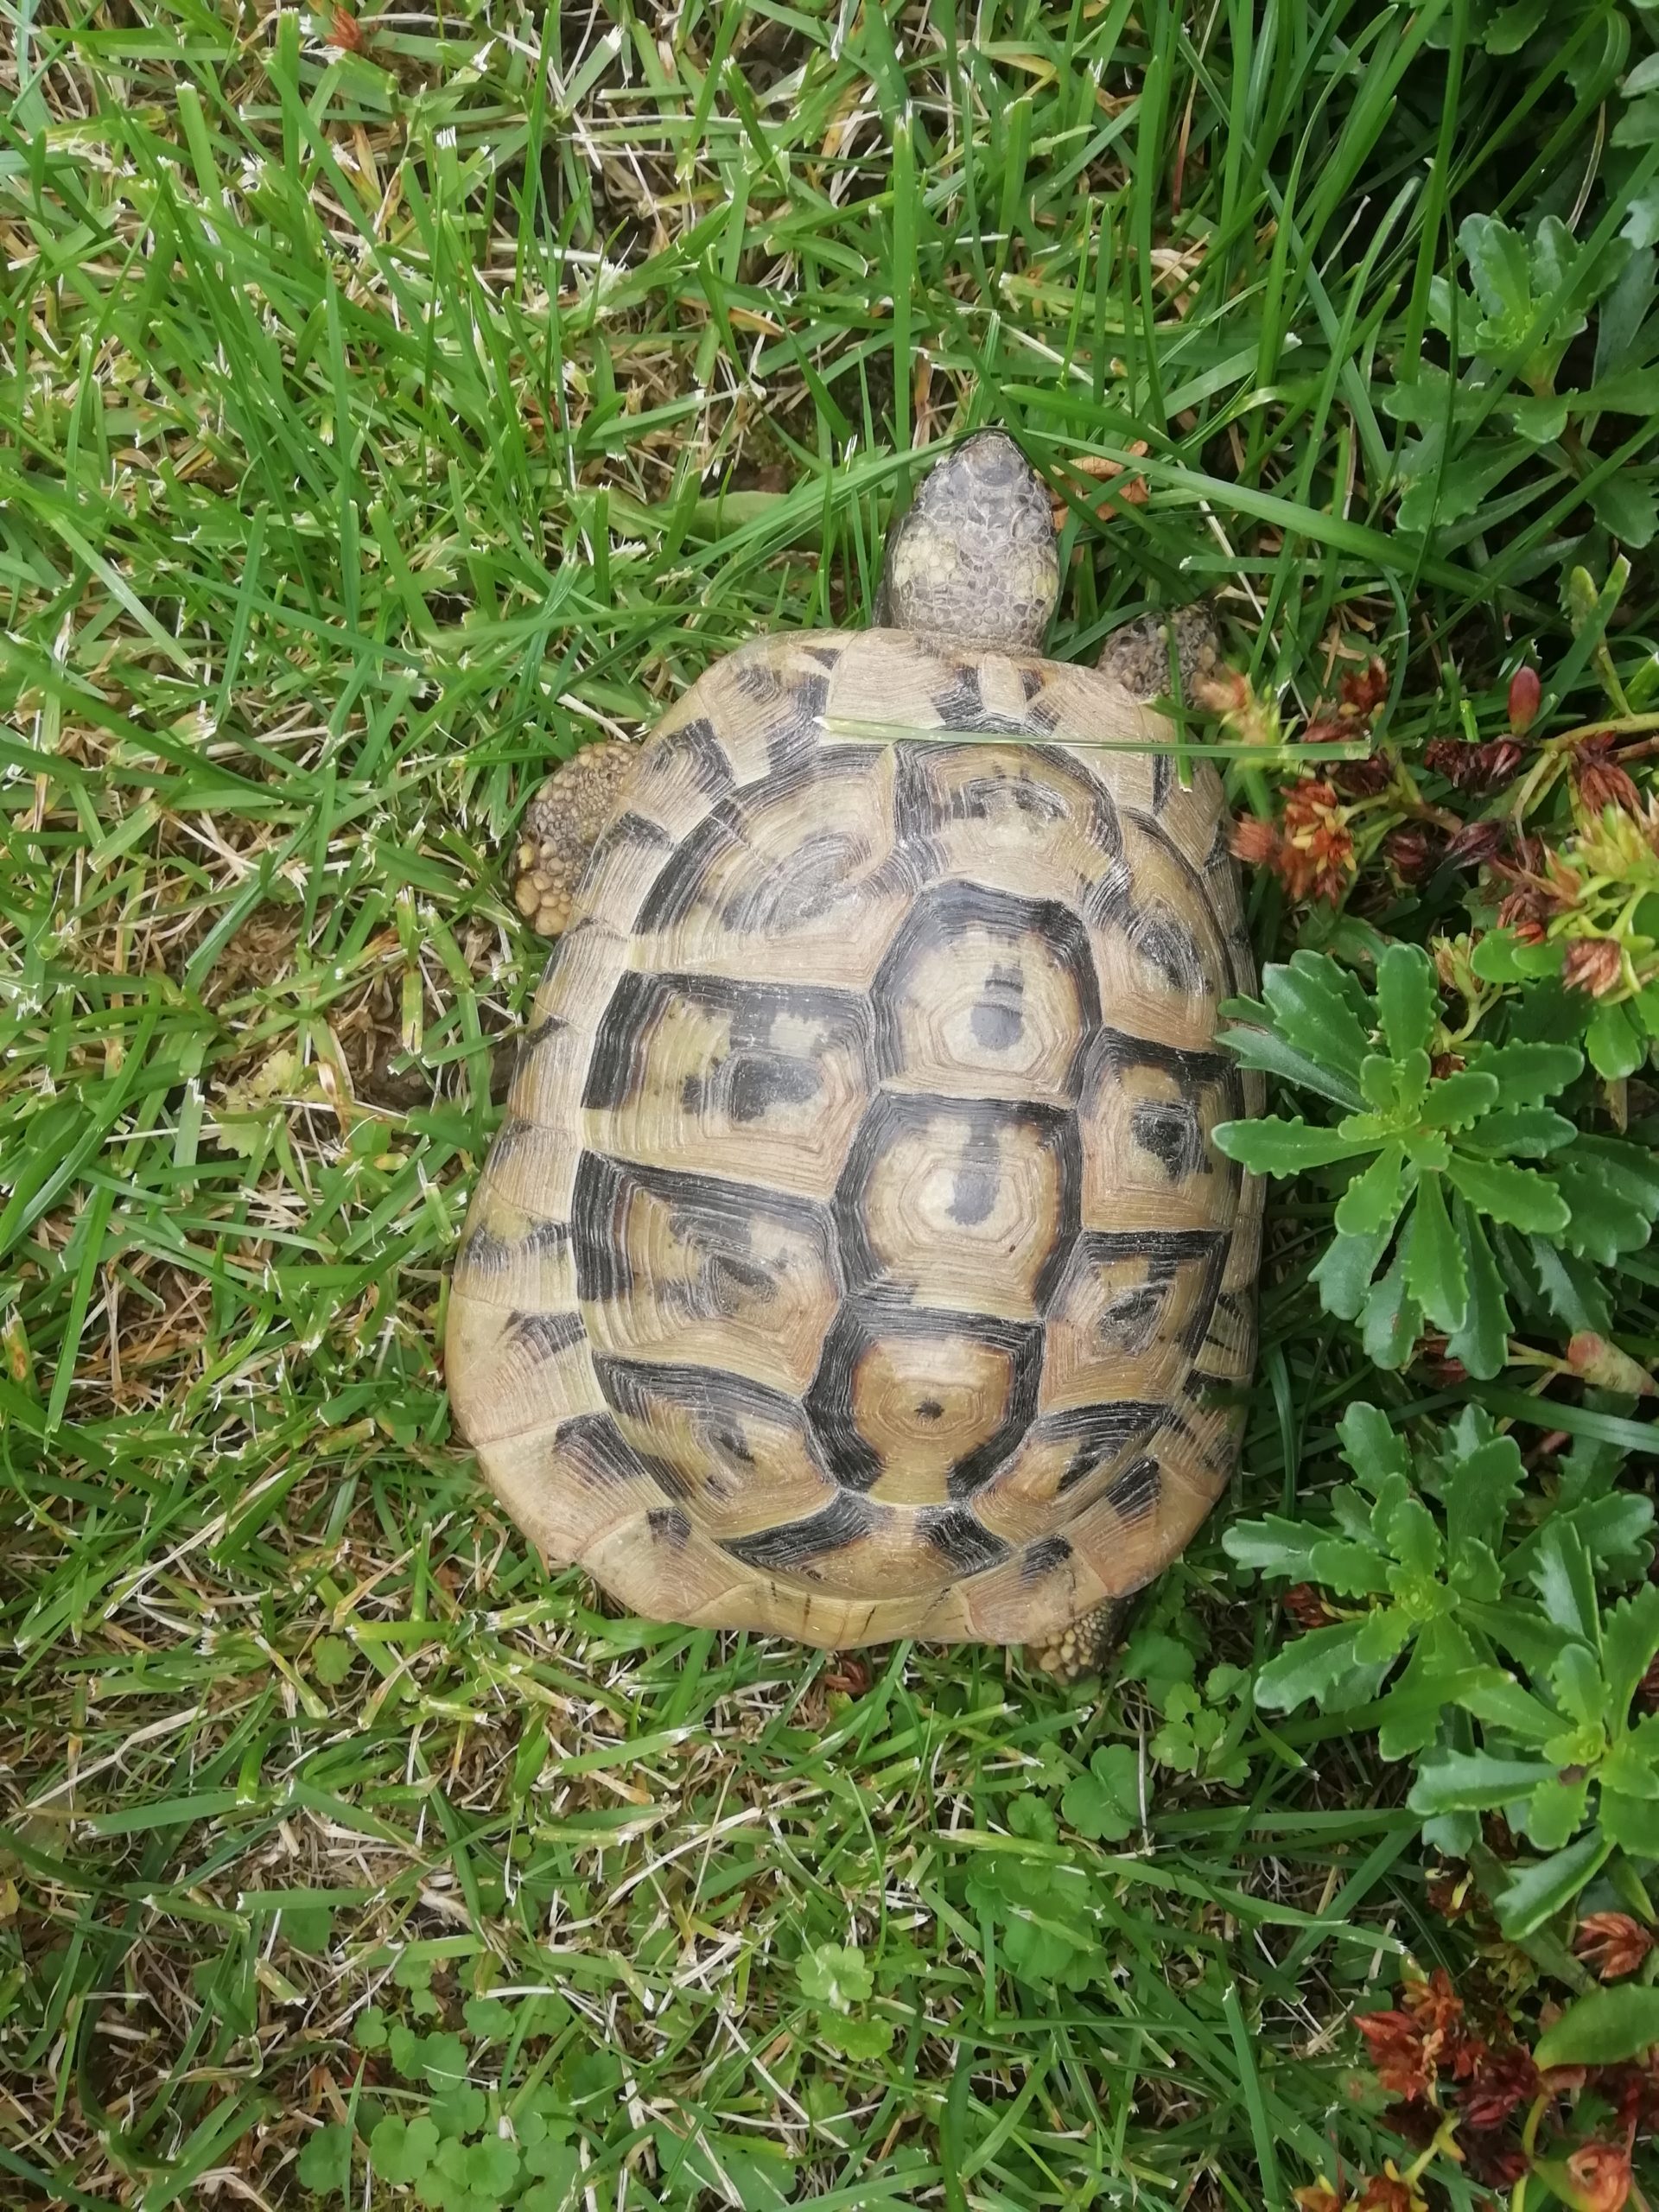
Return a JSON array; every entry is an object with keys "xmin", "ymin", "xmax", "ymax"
[{"xmin": 448, "ymin": 626, "xmax": 1262, "ymax": 1652}]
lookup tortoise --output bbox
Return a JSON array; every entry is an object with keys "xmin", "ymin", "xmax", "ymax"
[{"xmin": 446, "ymin": 429, "xmax": 1263, "ymax": 1676}]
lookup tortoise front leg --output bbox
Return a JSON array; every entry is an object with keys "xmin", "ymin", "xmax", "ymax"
[
  {"xmin": 512, "ymin": 740, "xmax": 638, "ymax": 937},
  {"xmin": 1096, "ymin": 605, "xmax": 1220, "ymax": 702}
]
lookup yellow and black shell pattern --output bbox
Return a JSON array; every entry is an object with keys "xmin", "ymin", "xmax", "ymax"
[{"xmin": 447, "ymin": 628, "xmax": 1264, "ymax": 1652}]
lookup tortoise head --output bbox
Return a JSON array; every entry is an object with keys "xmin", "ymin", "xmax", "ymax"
[{"xmin": 875, "ymin": 429, "xmax": 1059, "ymax": 651}]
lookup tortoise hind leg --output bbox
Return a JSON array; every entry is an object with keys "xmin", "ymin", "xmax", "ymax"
[
  {"xmin": 512, "ymin": 740, "xmax": 637, "ymax": 937},
  {"xmin": 1026, "ymin": 1594, "xmax": 1135, "ymax": 1683}
]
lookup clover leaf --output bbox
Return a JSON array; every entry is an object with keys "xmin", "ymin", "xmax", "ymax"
[
  {"xmin": 370, "ymin": 2113, "xmax": 441, "ymax": 2187},
  {"xmin": 296, "ymin": 2121, "xmax": 353, "ymax": 2195},
  {"xmin": 963, "ymin": 1855, "xmax": 1098, "ymax": 1990},
  {"xmin": 1061, "ymin": 1745, "xmax": 1140, "ymax": 1840},
  {"xmin": 797, "ymin": 1941, "xmax": 873, "ymax": 2011}
]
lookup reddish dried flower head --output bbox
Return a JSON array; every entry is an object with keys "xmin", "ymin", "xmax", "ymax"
[
  {"xmin": 1194, "ymin": 667, "xmax": 1253, "ymax": 718},
  {"xmin": 1562, "ymin": 938, "xmax": 1623, "ymax": 999},
  {"xmin": 1354, "ymin": 2178, "xmax": 1414, "ymax": 2212},
  {"xmin": 1340, "ymin": 658, "xmax": 1389, "ymax": 718},
  {"xmin": 1508, "ymin": 664, "xmax": 1541, "ymax": 736},
  {"xmin": 1357, "ymin": 2167, "xmax": 1428, "ymax": 2212},
  {"xmin": 1281, "ymin": 777, "xmax": 1356, "ymax": 903},
  {"xmin": 1577, "ymin": 757, "xmax": 1643, "ymax": 817},
  {"xmin": 1476, "ymin": 739, "xmax": 1526, "ymax": 791},
  {"xmin": 1426, "ymin": 737, "xmax": 1479, "ymax": 786},
  {"xmin": 1230, "ymin": 814, "xmax": 1283, "ymax": 868},
  {"xmin": 1495, "ymin": 888, "xmax": 1548, "ymax": 945},
  {"xmin": 329, "ymin": 3, "xmax": 366, "ymax": 48},
  {"xmin": 1383, "ymin": 823, "xmax": 1437, "ymax": 882},
  {"xmin": 1334, "ymin": 753, "xmax": 1395, "ymax": 799},
  {"xmin": 1294, "ymin": 2182, "xmax": 1347, "ymax": 2212},
  {"xmin": 1427, "ymin": 736, "xmax": 1527, "ymax": 794},
  {"xmin": 1459, "ymin": 2043, "xmax": 1541, "ymax": 2130},
  {"xmin": 1402, "ymin": 1968, "xmax": 1476, "ymax": 2074},
  {"xmin": 1304, "ymin": 715, "xmax": 1349, "ymax": 746},
  {"xmin": 1595, "ymin": 2064, "xmax": 1656, "ymax": 2137},
  {"xmin": 1443, "ymin": 819, "xmax": 1505, "ymax": 870},
  {"xmin": 1283, "ymin": 775, "xmax": 1344, "ymax": 825},
  {"xmin": 1283, "ymin": 1583, "xmax": 1337, "ymax": 1631},
  {"xmin": 1565, "ymin": 2143, "xmax": 1634, "ymax": 2212},
  {"xmin": 1356, "ymin": 2010, "xmax": 1435, "ymax": 2101},
  {"xmin": 1573, "ymin": 1912, "xmax": 1655, "ymax": 1980},
  {"xmin": 1468, "ymin": 2141, "xmax": 1530, "ymax": 2191},
  {"xmin": 1572, "ymin": 732, "xmax": 1643, "ymax": 817}
]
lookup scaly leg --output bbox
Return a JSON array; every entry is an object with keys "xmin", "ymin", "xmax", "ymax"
[
  {"xmin": 1027, "ymin": 1594, "xmax": 1136, "ymax": 1682},
  {"xmin": 1096, "ymin": 605, "xmax": 1220, "ymax": 702},
  {"xmin": 512, "ymin": 740, "xmax": 637, "ymax": 937}
]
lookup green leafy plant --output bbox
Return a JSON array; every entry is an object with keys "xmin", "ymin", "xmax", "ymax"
[
  {"xmin": 796, "ymin": 1941, "xmax": 892, "ymax": 2058},
  {"xmin": 1225, "ymin": 1402, "xmax": 1656, "ymax": 1934},
  {"xmin": 1148, "ymin": 1667, "xmax": 1255, "ymax": 1788},
  {"xmin": 1213, "ymin": 944, "xmax": 1659, "ymax": 1374},
  {"xmin": 963, "ymin": 1792, "xmax": 1104, "ymax": 1992},
  {"xmin": 1387, "ymin": 214, "xmax": 1656, "ymax": 543},
  {"xmin": 1061, "ymin": 1745, "xmax": 1141, "ymax": 1841},
  {"xmin": 328, "ymin": 2014, "xmax": 584, "ymax": 2212}
]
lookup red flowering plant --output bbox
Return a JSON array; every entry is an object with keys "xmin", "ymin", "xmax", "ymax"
[
  {"xmin": 1207, "ymin": 656, "xmax": 1404, "ymax": 907},
  {"xmin": 1300, "ymin": 1966, "xmax": 1659, "ymax": 2212},
  {"xmin": 1217, "ymin": 582, "xmax": 1659, "ymax": 1090}
]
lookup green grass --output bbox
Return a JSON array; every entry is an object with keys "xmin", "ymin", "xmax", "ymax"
[{"xmin": 3, "ymin": 2, "xmax": 1657, "ymax": 2208}]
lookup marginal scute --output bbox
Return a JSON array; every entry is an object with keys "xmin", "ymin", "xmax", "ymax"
[
  {"xmin": 447, "ymin": 1299, "xmax": 606, "ymax": 1447},
  {"xmin": 454, "ymin": 1198, "xmax": 575, "ymax": 1313},
  {"xmin": 477, "ymin": 1113, "xmax": 585, "ymax": 1223},
  {"xmin": 474, "ymin": 1411, "xmax": 664, "ymax": 1572},
  {"xmin": 632, "ymin": 746, "xmax": 927, "ymax": 990},
  {"xmin": 449, "ymin": 621, "xmax": 1263, "ymax": 1654}
]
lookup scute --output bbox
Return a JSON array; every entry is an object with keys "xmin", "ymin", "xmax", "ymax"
[
  {"xmin": 836, "ymin": 1091, "xmax": 1078, "ymax": 1324},
  {"xmin": 872, "ymin": 879, "xmax": 1100, "ymax": 1105},
  {"xmin": 448, "ymin": 627, "xmax": 1262, "ymax": 1654},
  {"xmin": 580, "ymin": 969, "xmax": 874, "ymax": 1203},
  {"xmin": 804, "ymin": 1296, "xmax": 1042, "ymax": 1503},
  {"xmin": 570, "ymin": 1154, "xmax": 841, "ymax": 1397}
]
